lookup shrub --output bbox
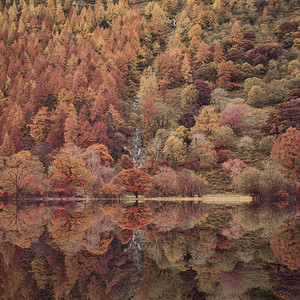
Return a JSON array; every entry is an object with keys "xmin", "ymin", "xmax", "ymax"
[
  {"xmin": 175, "ymin": 169, "xmax": 208, "ymax": 197},
  {"xmin": 178, "ymin": 107, "xmax": 198, "ymax": 128},
  {"xmin": 193, "ymin": 80, "xmax": 213, "ymax": 106},
  {"xmin": 259, "ymin": 136, "xmax": 274, "ymax": 154},
  {"xmin": 99, "ymin": 184, "xmax": 123, "ymax": 198},
  {"xmin": 238, "ymin": 136, "xmax": 255, "ymax": 152},
  {"xmin": 237, "ymin": 167, "xmax": 262, "ymax": 195},
  {"xmin": 150, "ymin": 167, "xmax": 178, "ymax": 197},
  {"xmin": 222, "ymin": 158, "xmax": 246, "ymax": 178},
  {"xmin": 248, "ymin": 43, "xmax": 283, "ymax": 66},
  {"xmin": 277, "ymin": 21, "xmax": 299, "ymax": 41},
  {"xmin": 247, "ymin": 85, "xmax": 264, "ymax": 105},
  {"xmin": 220, "ymin": 105, "xmax": 248, "ymax": 132},
  {"xmin": 212, "ymin": 126, "xmax": 236, "ymax": 149},
  {"xmin": 287, "ymin": 88, "xmax": 300, "ymax": 100},
  {"xmin": 217, "ymin": 149, "xmax": 234, "ymax": 163}
]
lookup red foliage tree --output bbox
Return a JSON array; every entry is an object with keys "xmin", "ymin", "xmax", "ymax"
[
  {"xmin": 220, "ymin": 105, "xmax": 248, "ymax": 132},
  {"xmin": 287, "ymin": 88, "xmax": 300, "ymax": 101},
  {"xmin": 120, "ymin": 154, "xmax": 134, "ymax": 169},
  {"xmin": 178, "ymin": 107, "xmax": 198, "ymax": 128},
  {"xmin": 248, "ymin": 43, "xmax": 283, "ymax": 66},
  {"xmin": 193, "ymin": 80, "xmax": 213, "ymax": 106},
  {"xmin": 117, "ymin": 168, "xmax": 153, "ymax": 198},
  {"xmin": 271, "ymin": 127, "xmax": 300, "ymax": 180},
  {"xmin": 277, "ymin": 21, "xmax": 299, "ymax": 40},
  {"xmin": 260, "ymin": 99, "xmax": 300, "ymax": 136}
]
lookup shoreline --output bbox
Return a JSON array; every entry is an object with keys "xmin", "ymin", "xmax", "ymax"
[{"xmin": 0, "ymin": 193, "xmax": 253, "ymax": 205}]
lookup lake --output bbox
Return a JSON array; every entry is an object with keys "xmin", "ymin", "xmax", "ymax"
[{"xmin": 0, "ymin": 200, "xmax": 298, "ymax": 299}]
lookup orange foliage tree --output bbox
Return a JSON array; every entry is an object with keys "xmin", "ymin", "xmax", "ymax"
[
  {"xmin": 49, "ymin": 145, "xmax": 92, "ymax": 193},
  {"xmin": 116, "ymin": 168, "xmax": 153, "ymax": 198},
  {"xmin": 0, "ymin": 151, "xmax": 47, "ymax": 196},
  {"xmin": 271, "ymin": 127, "xmax": 300, "ymax": 181}
]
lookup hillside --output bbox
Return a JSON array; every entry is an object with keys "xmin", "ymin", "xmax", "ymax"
[{"xmin": 0, "ymin": 0, "xmax": 299, "ymax": 201}]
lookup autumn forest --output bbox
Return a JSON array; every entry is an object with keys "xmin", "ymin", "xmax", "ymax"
[{"xmin": 0, "ymin": 0, "xmax": 299, "ymax": 202}]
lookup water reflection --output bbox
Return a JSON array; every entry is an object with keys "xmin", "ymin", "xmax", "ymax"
[{"xmin": 0, "ymin": 200, "xmax": 298, "ymax": 299}]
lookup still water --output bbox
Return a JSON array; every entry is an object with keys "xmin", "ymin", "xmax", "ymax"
[{"xmin": 0, "ymin": 200, "xmax": 298, "ymax": 300}]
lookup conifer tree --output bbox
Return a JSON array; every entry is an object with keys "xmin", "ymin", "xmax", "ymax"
[{"xmin": 64, "ymin": 104, "xmax": 79, "ymax": 145}]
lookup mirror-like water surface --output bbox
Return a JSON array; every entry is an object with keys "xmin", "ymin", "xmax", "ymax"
[{"xmin": 0, "ymin": 200, "xmax": 298, "ymax": 300}]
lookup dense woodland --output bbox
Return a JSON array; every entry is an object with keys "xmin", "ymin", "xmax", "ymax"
[{"xmin": 0, "ymin": 0, "xmax": 299, "ymax": 201}]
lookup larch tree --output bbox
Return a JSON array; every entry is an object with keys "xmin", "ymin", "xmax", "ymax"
[
  {"xmin": 30, "ymin": 107, "xmax": 52, "ymax": 142},
  {"xmin": 141, "ymin": 96, "xmax": 157, "ymax": 142},
  {"xmin": 181, "ymin": 53, "xmax": 193, "ymax": 84},
  {"xmin": 0, "ymin": 131, "xmax": 15, "ymax": 156},
  {"xmin": 217, "ymin": 60, "xmax": 231, "ymax": 88},
  {"xmin": 192, "ymin": 106, "xmax": 220, "ymax": 136},
  {"xmin": 64, "ymin": 104, "xmax": 79, "ymax": 145},
  {"xmin": 229, "ymin": 20, "xmax": 242, "ymax": 44}
]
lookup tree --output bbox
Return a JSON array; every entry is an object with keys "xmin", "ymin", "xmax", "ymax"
[
  {"xmin": 212, "ymin": 126, "xmax": 236, "ymax": 149},
  {"xmin": 236, "ymin": 167, "xmax": 261, "ymax": 195},
  {"xmin": 0, "ymin": 131, "xmax": 15, "ymax": 156},
  {"xmin": 277, "ymin": 21, "xmax": 299, "ymax": 41},
  {"xmin": 260, "ymin": 99, "xmax": 300, "ymax": 136},
  {"xmin": 141, "ymin": 96, "xmax": 157, "ymax": 142},
  {"xmin": 270, "ymin": 127, "xmax": 300, "ymax": 180},
  {"xmin": 193, "ymin": 80, "xmax": 213, "ymax": 106},
  {"xmin": 120, "ymin": 154, "xmax": 134, "ymax": 169},
  {"xmin": 178, "ymin": 107, "xmax": 198, "ymax": 128},
  {"xmin": 163, "ymin": 134, "xmax": 187, "ymax": 166},
  {"xmin": 192, "ymin": 106, "xmax": 220, "ymax": 136},
  {"xmin": 247, "ymin": 85, "xmax": 264, "ymax": 105},
  {"xmin": 216, "ymin": 60, "xmax": 231, "ymax": 88},
  {"xmin": 30, "ymin": 107, "xmax": 52, "ymax": 142},
  {"xmin": 229, "ymin": 20, "xmax": 242, "ymax": 44},
  {"xmin": 180, "ymin": 84, "xmax": 199, "ymax": 110},
  {"xmin": 116, "ymin": 168, "xmax": 153, "ymax": 198},
  {"xmin": 49, "ymin": 145, "xmax": 92, "ymax": 193},
  {"xmin": 0, "ymin": 151, "xmax": 47, "ymax": 196},
  {"xmin": 220, "ymin": 104, "xmax": 248, "ymax": 132},
  {"xmin": 180, "ymin": 53, "xmax": 193, "ymax": 84},
  {"xmin": 190, "ymin": 141, "xmax": 218, "ymax": 170},
  {"xmin": 64, "ymin": 104, "xmax": 79, "ymax": 145},
  {"xmin": 248, "ymin": 43, "xmax": 283, "ymax": 66}
]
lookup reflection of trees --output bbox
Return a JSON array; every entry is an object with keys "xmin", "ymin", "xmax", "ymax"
[
  {"xmin": 149, "ymin": 201, "xmax": 207, "ymax": 231},
  {"xmin": 118, "ymin": 205, "xmax": 153, "ymax": 230},
  {"xmin": 0, "ymin": 203, "xmax": 50, "ymax": 248},
  {"xmin": 49, "ymin": 205, "xmax": 115, "ymax": 255},
  {"xmin": 270, "ymin": 216, "xmax": 299, "ymax": 271}
]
